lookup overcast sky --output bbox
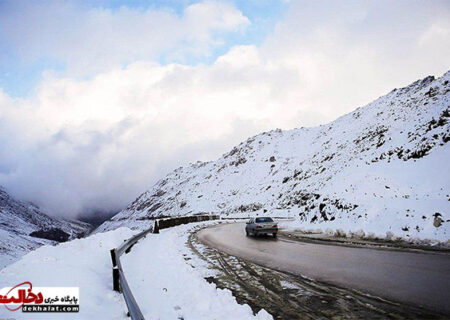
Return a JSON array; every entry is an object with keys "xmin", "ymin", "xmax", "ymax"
[{"xmin": 0, "ymin": 0, "xmax": 449, "ymax": 219}]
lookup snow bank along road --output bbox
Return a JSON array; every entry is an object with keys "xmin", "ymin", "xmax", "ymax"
[
  {"xmin": 0, "ymin": 223, "xmax": 272, "ymax": 320},
  {"xmin": 197, "ymin": 222, "xmax": 450, "ymax": 314}
]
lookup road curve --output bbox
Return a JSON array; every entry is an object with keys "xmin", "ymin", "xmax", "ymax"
[{"xmin": 197, "ymin": 222, "xmax": 450, "ymax": 314}]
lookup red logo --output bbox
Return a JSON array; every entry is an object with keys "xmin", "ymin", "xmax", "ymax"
[{"xmin": 0, "ymin": 281, "xmax": 43, "ymax": 311}]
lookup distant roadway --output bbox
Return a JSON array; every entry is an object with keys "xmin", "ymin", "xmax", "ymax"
[{"xmin": 197, "ymin": 222, "xmax": 450, "ymax": 314}]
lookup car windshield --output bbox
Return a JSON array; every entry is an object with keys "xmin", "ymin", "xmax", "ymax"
[{"xmin": 255, "ymin": 217, "xmax": 274, "ymax": 223}]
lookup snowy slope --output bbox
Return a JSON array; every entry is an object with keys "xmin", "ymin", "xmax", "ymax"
[
  {"xmin": 0, "ymin": 187, "xmax": 91, "ymax": 269},
  {"xmin": 0, "ymin": 223, "xmax": 272, "ymax": 320},
  {"xmin": 98, "ymin": 71, "xmax": 450, "ymax": 242}
]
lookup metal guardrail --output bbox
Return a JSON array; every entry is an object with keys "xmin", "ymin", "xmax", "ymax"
[
  {"xmin": 110, "ymin": 227, "xmax": 152, "ymax": 320},
  {"xmin": 220, "ymin": 216, "xmax": 295, "ymax": 220},
  {"xmin": 110, "ymin": 214, "xmax": 219, "ymax": 320}
]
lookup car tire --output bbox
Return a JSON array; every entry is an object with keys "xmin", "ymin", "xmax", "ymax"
[
  {"xmin": 273, "ymin": 233, "xmax": 277, "ymax": 238},
  {"xmin": 246, "ymin": 229, "xmax": 249, "ymax": 236}
]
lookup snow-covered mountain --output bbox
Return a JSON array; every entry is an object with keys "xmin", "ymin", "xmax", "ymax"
[
  {"xmin": 97, "ymin": 71, "xmax": 450, "ymax": 242},
  {"xmin": 0, "ymin": 187, "xmax": 92, "ymax": 269}
]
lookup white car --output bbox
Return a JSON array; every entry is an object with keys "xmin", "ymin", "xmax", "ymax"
[{"xmin": 245, "ymin": 217, "xmax": 278, "ymax": 237}]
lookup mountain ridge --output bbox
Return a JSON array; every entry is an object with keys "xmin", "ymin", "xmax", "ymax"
[{"xmin": 97, "ymin": 71, "xmax": 449, "ymax": 243}]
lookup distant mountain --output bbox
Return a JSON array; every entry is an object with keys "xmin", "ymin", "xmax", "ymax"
[
  {"xmin": 78, "ymin": 209, "xmax": 119, "ymax": 228},
  {"xmin": 0, "ymin": 187, "xmax": 92, "ymax": 269},
  {"xmin": 97, "ymin": 71, "xmax": 450, "ymax": 242}
]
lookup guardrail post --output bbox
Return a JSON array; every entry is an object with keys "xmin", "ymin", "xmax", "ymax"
[
  {"xmin": 112, "ymin": 267, "xmax": 121, "ymax": 292},
  {"xmin": 153, "ymin": 220, "xmax": 159, "ymax": 234},
  {"xmin": 110, "ymin": 249, "xmax": 121, "ymax": 292},
  {"xmin": 110, "ymin": 249, "xmax": 117, "ymax": 267}
]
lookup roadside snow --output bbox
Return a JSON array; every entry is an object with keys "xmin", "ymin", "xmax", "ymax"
[
  {"xmin": 0, "ymin": 227, "xmax": 135, "ymax": 319},
  {"xmin": 0, "ymin": 222, "xmax": 272, "ymax": 320},
  {"xmin": 121, "ymin": 221, "xmax": 272, "ymax": 320}
]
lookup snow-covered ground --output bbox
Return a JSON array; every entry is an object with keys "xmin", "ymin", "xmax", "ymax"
[
  {"xmin": 121, "ymin": 221, "xmax": 271, "ymax": 320},
  {"xmin": 0, "ymin": 227, "xmax": 134, "ymax": 319},
  {"xmin": 0, "ymin": 222, "xmax": 272, "ymax": 320},
  {"xmin": 98, "ymin": 71, "xmax": 450, "ymax": 243}
]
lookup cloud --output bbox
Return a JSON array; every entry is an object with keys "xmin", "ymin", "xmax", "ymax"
[
  {"xmin": 0, "ymin": 0, "xmax": 449, "ymax": 219},
  {"xmin": 0, "ymin": 0, "xmax": 249, "ymax": 75},
  {"xmin": 259, "ymin": 0, "xmax": 450, "ymax": 117}
]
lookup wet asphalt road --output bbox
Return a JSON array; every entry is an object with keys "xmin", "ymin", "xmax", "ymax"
[{"xmin": 197, "ymin": 222, "xmax": 450, "ymax": 314}]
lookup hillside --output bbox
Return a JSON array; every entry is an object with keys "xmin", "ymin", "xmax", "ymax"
[
  {"xmin": 0, "ymin": 187, "xmax": 92, "ymax": 269},
  {"xmin": 97, "ymin": 71, "xmax": 450, "ymax": 242}
]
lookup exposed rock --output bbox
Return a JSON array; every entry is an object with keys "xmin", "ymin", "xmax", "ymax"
[
  {"xmin": 434, "ymin": 213, "xmax": 443, "ymax": 227},
  {"xmin": 29, "ymin": 228, "xmax": 70, "ymax": 242}
]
